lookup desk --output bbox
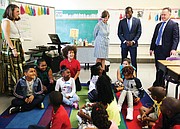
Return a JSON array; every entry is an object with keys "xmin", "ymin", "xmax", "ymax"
[
  {"xmin": 77, "ymin": 46, "xmax": 96, "ymax": 69},
  {"xmin": 158, "ymin": 60, "xmax": 180, "ymax": 73},
  {"xmin": 167, "ymin": 66, "xmax": 180, "ymax": 81},
  {"xmin": 167, "ymin": 66, "xmax": 180, "ymax": 98},
  {"xmin": 158, "ymin": 60, "xmax": 180, "ymax": 98}
]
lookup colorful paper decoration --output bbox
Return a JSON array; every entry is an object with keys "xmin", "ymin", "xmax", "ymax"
[
  {"xmin": 33, "ymin": 7, "xmax": 36, "ymax": 16},
  {"xmin": 20, "ymin": 4, "xmax": 25, "ymax": 15},
  {"xmin": 119, "ymin": 14, "xmax": 123, "ymax": 20},
  {"xmin": 41, "ymin": 7, "xmax": 44, "ymax": 15},
  {"xmin": 19, "ymin": 4, "xmax": 50, "ymax": 16},
  {"xmin": 29, "ymin": 6, "xmax": 32, "ymax": 15},
  {"xmin": 155, "ymin": 14, "xmax": 159, "ymax": 21},
  {"xmin": 47, "ymin": 7, "xmax": 49, "ymax": 15},
  {"xmin": 44, "ymin": 7, "xmax": 47, "ymax": 15},
  {"xmin": 148, "ymin": 13, "xmax": 151, "ymax": 20},
  {"xmin": 30, "ymin": 6, "xmax": 34, "ymax": 16},
  {"xmin": 25, "ymin": 5, "xmax": 29, "ymax": 14},
  {"xmin": 38, "ymin": 7, "xmax": 41, "ymax": 15}
]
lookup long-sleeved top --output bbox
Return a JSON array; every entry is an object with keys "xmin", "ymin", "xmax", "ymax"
[
  {"xmin": 123, "ymin": 77, "xmax": 144, "ymax": 98},
  {"xmin": 50, "ymin": 105, "xmax": 71, "ymax": 129},
  {"xmin": 55, "ymin": 77, "xmax": 76, "ymax": 97},
  {"xmin": 14, "ymin": 76, "xmax": 43, "ymax": 99}
]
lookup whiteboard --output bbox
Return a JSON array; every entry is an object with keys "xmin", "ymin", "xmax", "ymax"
[
  {"xmin": 12, "ymin": 1, "xmax": 55, "ymax": 51},
  {"xmin": 107, "ymin": 9, "xmax": 162, "ymax": 45}
]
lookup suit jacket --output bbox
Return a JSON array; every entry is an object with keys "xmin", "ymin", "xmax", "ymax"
[
  {"xmin": 150, "ymin": 20, "xmax": 179, "ymax": 57},
  {"xmin": 117, "ymin": 17, "xmax": 142, "ymax": 48}
]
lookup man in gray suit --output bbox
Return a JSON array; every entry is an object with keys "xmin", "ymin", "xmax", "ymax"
[
  {"xmin": 150, "ymin": 7, "xmax": 179, "ymax": 86},
  {"xmin": 118, "ymin": 7, "xmax": 142, "ymax": 73}
]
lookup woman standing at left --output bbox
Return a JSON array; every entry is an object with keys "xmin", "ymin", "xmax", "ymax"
[
  {"xmin": 93, "ymin": 10, "xmax": 110, "ymax": 70},
  {"xmin": 1, "ymin": 4, "xmax": 25, "ymax": 94}
]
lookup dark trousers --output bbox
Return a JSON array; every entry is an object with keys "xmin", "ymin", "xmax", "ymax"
[
  {"xmin": 75, "ymin": 77, "xmax": 81, "ymax": 91},
  {"xmin": 153, "ymin": 46, "xmax": 169, "ymax": 86},
  {"xmin": 12, "ymin": 94, "xmax": 45, "ymax": 111},
  {"xmin": 121, "ymin": 47, "xmax": 137, "ymax": 72},
  {"xmin": 28, "ymin": 125, "xmax": 45, "ymax": 129},
  {"xmin": 43, "ymin": 82, "xmax": 55, "ymax": 94}
]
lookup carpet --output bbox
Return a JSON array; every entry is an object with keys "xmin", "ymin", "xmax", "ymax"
[
  {"xmin": 0, "ymin": 86, "xmax": 89, "ymax": 129},
  {"xmin": 0, "ymin": 85, "xmax": 153, "ymax": 129},
  {"xmin": 116, "ymin": 90, "xmax": 154, "ymax": 129}
]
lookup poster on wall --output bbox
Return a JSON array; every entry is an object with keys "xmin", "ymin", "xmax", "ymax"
[
  {"xmin": 0, "ymin": 0, "xmax": 9, "ymax": 9},
  {"xmin": 16, "ymin": 14, "xmax": 32, "ymax": 40}
]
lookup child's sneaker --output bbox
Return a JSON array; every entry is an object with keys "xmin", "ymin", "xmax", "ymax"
[
  {"xmin": 142, "ymin": 125, "xmax": 149, "ymax": 129},
  {"xmin": 37, "ymin": 102, "xmax": 44, "ymax": 109},
  {"xmin": 9, "ymin": 106, "xmax": 20, "ymax": 114},
  {"xmin": 72, "ymin": 102, "xmax": 79, "ymax": 109},
  {"xmin": 137, "ymin": 114, "xmax": 142, "ymax": 121},
  {"xmin": 40, "ymin": 102, "xmax": 44, "ymax": 109}
]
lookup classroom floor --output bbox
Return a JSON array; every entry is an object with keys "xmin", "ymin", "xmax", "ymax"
[{"xmin": 0, "ymin": 63, "xmax": 178, "ymax": 115}]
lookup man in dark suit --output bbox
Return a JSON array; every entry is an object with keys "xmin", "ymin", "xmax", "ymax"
[
  {"xmin": 150, "ymin": 7, "xmax": 179, "ymax": 86},
  {"xmin": 118, "ymin": 7, "xmax": 142, "ymax": 73}
]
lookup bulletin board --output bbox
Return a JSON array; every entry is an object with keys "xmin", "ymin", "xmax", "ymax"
[
  {"xmin": 55, "ymin": 10, "xmax": 99, "ymax": 44},
  {"xmin": 11, "ymin": 1, "xmax": 55, "ymax": 46},
  {"xmin": 107, "ymin": 8, "xmax": 180, "ymax": 45}
]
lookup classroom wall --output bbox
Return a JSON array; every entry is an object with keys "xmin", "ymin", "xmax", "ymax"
[
  {"xmin": 17, "ymin": 0, "xmax": 180, "ymax": 10},
  {"xmin": 17, "ymin": 0, "xmax": 180, "ymax": 59}
]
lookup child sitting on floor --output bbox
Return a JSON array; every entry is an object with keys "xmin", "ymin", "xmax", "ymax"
[
  {"xmin": 35, "ymin": 58, "xmax": 55, "ymax": 93},
  {"xmin": 77, "ymin": 75, "xmax": 121, "ymax": 127},
  {"xmin": 55, "ymin": 65, "xmax": 80, "ymax": 109},
  {"xmin": 115, "ymin": 58, "xmax": 136, "ymax": 92},
  {"xmin": 152, "ymin": 97, "xmax": 180, "ymax": 129},
  {"xmin": 117, "ymin": 66, "xmax": 144, "ymax": 120},
  {"xmin": 91, "ymin": 102, "xmax": 118, "ymax": 129},
  {"xmin": 117, "ymin": 58, "xmax": 136, "ymax": 83},
  {"xmin": 138, "ymin": 87, "xmax": 166, "ymax": 128},
  {"xmin": 9, "ymin": 65, "xmax": 45, "ymax": 114},
  {"xmin": 88, "ymin": 62, "xmax": 104, "ymax": 102},
  {"xmin": 60, "ymin": 45, "xmax": 81, "ymax": 91},
  {"xmin": 28, "ymin": 91, "xmax": 71, "ymax": 129}
]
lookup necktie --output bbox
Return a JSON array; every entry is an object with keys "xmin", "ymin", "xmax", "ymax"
[
  {"xmin": 155, "ymin": 22, "xmax": 166, "ymax": 45},
  {"xmin": 128, "ymin": 19, "xmax": 131, "ymax": 31}
]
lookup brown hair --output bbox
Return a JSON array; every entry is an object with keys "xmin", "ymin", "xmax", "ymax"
[
  {"xmin": 101, "ymin": 10, "xmax": 110, "ymax": 18},
  {"xmin": 123, "ymin": 58, "xmax": 131, "ymax": 65},
  {"xmin": 122, "ymin": 66, "xmax": 134, "ymax": 76},
  {"xmin": 3, "ymin": 4, "xmax": 20, "ymax": 21},
  {"xmin": 162, "ymin": 7, "xmax": 172, "ymax": 13},
  {"xmin": 62, "ymin": 45, "xmax": 77, "ymax": 59}
]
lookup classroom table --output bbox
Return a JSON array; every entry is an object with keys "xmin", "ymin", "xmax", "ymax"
[
  {"xmin": 158, "ymin": 60, "xmax": 180, "ymax": 73},
  {"xmin": 157, "ymin": 60, "xmax": 180, "ymax": 98},
  {"xmin": 166, "ymin": 66, "xmax": 180, "ymax": 98}
]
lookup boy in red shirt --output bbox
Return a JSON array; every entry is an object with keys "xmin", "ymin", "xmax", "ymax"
[
  {"xmin": 152, "ymin": 97, "xmax": 180, "ymax": 129},
  {"xmin": 28, "ymin": 91, "xmax": 71, "ymax": 129}
]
